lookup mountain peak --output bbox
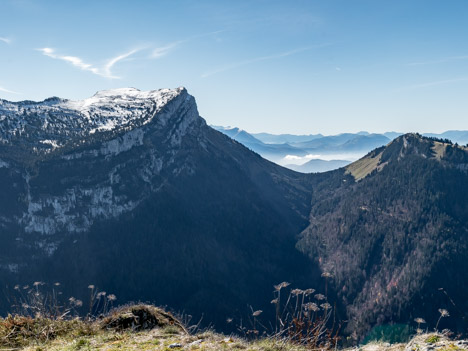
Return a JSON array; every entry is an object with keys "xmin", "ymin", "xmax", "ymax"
[
  {"xmin": 0, "ymin": 87, "xmax": 193, "ymax": 155},
  {"xmin": 382, "ymin": 132, "xmax": 447, "ymax": 161},
  {"xmin": 346, "ymin": 133, "xmax": 468, "ymax": 180},
  {"xmin": 89, "ymin": 86, "xmax": 186, "ymax": 99},
  {"xmin": 59, "ymin": 87, "xmax": 186, "ymax": 115}
]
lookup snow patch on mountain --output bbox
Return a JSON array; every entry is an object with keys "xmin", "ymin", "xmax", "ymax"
[
  {"xmin": 40, "ymin": 139, "xmax": 60, "ymax": 148},
  {"xmin": 0, "ymin": 87, "xmax": 185, "ymax": 146}
]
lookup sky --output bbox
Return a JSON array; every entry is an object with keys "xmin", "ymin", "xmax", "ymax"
[{"xmin": 1, "ymin": 0, "xmax": 468, "ymax": 135}]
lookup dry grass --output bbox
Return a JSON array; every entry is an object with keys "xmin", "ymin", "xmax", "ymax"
[
  {"xmin": 6, "ymin": 329, "xmax": 468, "ymax": 351},
  {"xmin": 0, "ymin": 314, "xmax": 95, "ymax": 348},
  {"xmin": 431, "ymin": 142, "xmax": 447, "ymax": 160},
  {"xmin": 1, "ymin": 319, "xmax": 312, "ymax": 351},
  {"xmin": 2, "ymin": 300, "xmax": 466, "ymax": 351},
  {"xmin": 1, "ymin": 312, "xmax": 467, "ymax": 351},
  {"xmin": 0, "ymin": 302, "xmax": 332, "ymax": 351},
  {"xmin": 345, "ymin": 151, "xmax": 384, "ymax": 181}
]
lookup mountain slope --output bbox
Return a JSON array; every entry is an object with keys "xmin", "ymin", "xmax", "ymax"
[
  {"xmin": 0, "ymin": 88, "xmax": 319, "ymax": 327},
  {"xmin": 297, "ymin": 134, "xmax": 468, "ymax": 337}
]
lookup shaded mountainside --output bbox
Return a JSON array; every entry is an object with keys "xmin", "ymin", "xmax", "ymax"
[
  {"xmin": 297, "ymin": 134, "xmax": 468, "ymax": 337},
  {"xmin": 0, "ymin": 88, "xmax": 319, "ymax": 329}
]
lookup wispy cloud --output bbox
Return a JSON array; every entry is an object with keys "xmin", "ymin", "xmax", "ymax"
[
  {"xmin": 103, "ymin": 49, "xmax": 140, "ymax": 78},
  {"xmin": 38, "ymin": 47, "xmax": 141, "ymax": 79},
  {"xmin": 36, "ymin": 30, "xmax": 224, "ymax": 78},
  {"xmin": 407, "ymin": 55, "xmax": 468, "ymax": 66},
  {"xmin": 0, "ymin": 37, "xmax": 11, "ymax": 44},
  {"xmin": 0, "ymin": 85, "xmax": 20, "ymax": 94},
  {"xmin": 151, "ymin": 41, "xmax": 183, "ymax": 59},
  {"xmin": 190, "ymin": 29, "xmax": 226, "ymax": 41},
  {"xmin": 201, "ymin": 44, "xmax": 330, "ymax": 78},
  {"xmin": 398, "ymin": 77, "xmax": 468, "ymax": 91},
  {"xmin": 38, "ymin": 47, "xmax": 100, "ymax": 75},
  {"xmin": 151, "ymin": 30, "xmax": 226, "ymax": 59}
]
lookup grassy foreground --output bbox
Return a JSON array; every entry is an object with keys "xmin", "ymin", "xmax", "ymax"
[{"xmin": 1, "ymin": 305, "xmax": 467, "ymax": 351}]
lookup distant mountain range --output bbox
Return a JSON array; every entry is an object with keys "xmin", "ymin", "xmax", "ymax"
[{"xmin": 212, "ymin": 126, "xmax": 468, "ymax": 173}]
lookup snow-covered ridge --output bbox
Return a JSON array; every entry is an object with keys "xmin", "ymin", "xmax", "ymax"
[{"xmin": 0, "ymin": 87, "xmax": 186, "ymax": 148}]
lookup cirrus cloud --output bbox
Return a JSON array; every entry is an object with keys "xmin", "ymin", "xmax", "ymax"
[
  {"xmin": 37, "ymin": 47, "xmax": 141, "ymax": 79},
  {"xmin": 0, "ymin": 37, "xmax": 12, "ymax": 44},
  {"xmin": 0, "ymin": 85, "xmax": 20, "ymax": 94}
]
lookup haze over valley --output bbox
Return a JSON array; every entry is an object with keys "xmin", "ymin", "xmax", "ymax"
[{"xmin": 214, "ymin": 126, "xmax": 468, "ymax": 172}]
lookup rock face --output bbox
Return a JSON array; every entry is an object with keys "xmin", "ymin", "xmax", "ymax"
[
  {"xmin": 0, "ymin": 87, "xmax": 318, "ymax": 328},
  {"xmin": 0, "ymin": 88, "xmax": 200, "ymax": 251}
]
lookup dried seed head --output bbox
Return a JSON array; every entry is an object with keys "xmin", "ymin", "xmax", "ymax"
[
  {"xmin": 274, "ymin": 282, "xmax": 290, "ymax": 291},
  {"xmin": 88, "ymin": 285, "xmax": 95, "ymax": 289},
  {"xmin": 270, "ymin": 298, "xmax": 279, "ymax": 304},
  {"xmin": 321, "ymin": 272, "xmax": 333, "ymax": 278},
  {"xmin": 320, "ymin": 303, "xmax": 332, "ymax": 310},
  {"xmin": 107, "ymin": 294, "xmax": 117, "ymax": 301},
  {"xmin": 438, "ymin": 309, "xmax": 449, "ymax": 317},
  {"xmin": 252, "ymin": 310, "xmax": 262, "ymax": 317},
  {"xmin": 291, "ymin": 289, "xmax": 304, "ymax": 296},
  {"xmin": 414, "ymin": 318, "xmax": 426, "ymax": 324},
  {"xmin": 304, "ymin": 302, "xmax": 319, "ymax": 312},
  {"xmin": 314, "ymin": 293, "xmax": 326, "ymax": 301},
  {"xmin": 304, "ymin": 288, "xmax": 315, "ymax": 296}
]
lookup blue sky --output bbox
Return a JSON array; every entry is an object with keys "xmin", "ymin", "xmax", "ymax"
[{"xmin": 1, "ymin": 0, "xmax": 468, "ymax": 135}]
